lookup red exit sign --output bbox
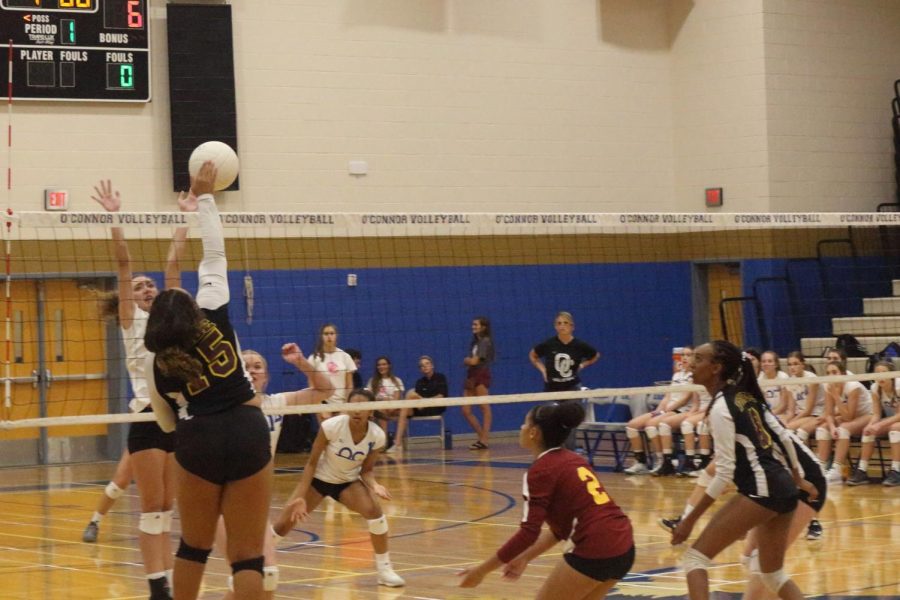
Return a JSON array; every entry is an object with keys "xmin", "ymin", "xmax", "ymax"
[{"xmin": 44, "ymin": 189, "xmax": 69, "ymax": 211}]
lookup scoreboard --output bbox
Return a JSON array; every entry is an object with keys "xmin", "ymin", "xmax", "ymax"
[{"xmin": 0, "ymin": 0, "xmax": 150, "ymax": 102}]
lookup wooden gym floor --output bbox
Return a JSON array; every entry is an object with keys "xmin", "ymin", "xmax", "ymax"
[{"xmin": 0, "ymin": 439, "xmax": 898, "ymax": 599}]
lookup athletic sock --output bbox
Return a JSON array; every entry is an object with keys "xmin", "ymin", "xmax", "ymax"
[{"xmin": 90, "ymin": 511, "xmax": 103, "ymax": 524}]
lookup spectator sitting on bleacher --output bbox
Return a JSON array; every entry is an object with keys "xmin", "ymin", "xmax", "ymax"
[
  {"xmin": 624, "ymin": 346, "xmax": 695, "ymax": 475},
  {"xmin": 392, "ymin": 356, "xmax": 449, "ymax": 452},
  {"xmin": 675, "ymin": 389, "xmax": 713, "ymax": 477},
  {"xmin": 816, "ymin": 360, "xmax": 874, "ymax": 485},
  {"xmin": 847, "ymin": 361, "xmax": 900, "ymax": 486},
  {"xmin": 825, "ymin": 348, "xmax": 852, "ymax": 372},
  {"xmin": 784, "ymin": 351, "xmax": 825, "ymax": 445},
  {"xmin": 758, "ymin": 350, "xmax": 791, "ymax": 417}
]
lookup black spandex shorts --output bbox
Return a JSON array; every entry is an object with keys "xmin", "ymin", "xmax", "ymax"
[
  {"xmin": 175, "ymin": 404, "xmax": 271, "ymax": 485},
  {"xmin": 745, "ymin": 493, "xmax": 798, "ymax": 514},
  {"xmin": 564, "ymin": 546, "xmax": 635, "ymax": 582},
  {"xmin": 799, "ymin": 470, "xmax": 827, "ymax": 512},
  {"xmin": 127, "ymin": 407, "xmax": 175, "ymax": 454},
  {"xmin": 312, "ymin": 477, "xmax": 355, "ymax": 501}
]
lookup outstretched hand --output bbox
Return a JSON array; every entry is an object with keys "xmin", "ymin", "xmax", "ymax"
[
  {"xmin": 91, "ymin": 180, "xmax": 121, "ymax": 212},
  {"xmin": 281, "ymin": 343, "xmax": 304, "ymax": 365},
  {"xmin": 371, "ymin": 483, "xmax": 392, "ymax": 500},
  {"xmin": 457, "ymin": 566, "xmax": 486, "ymax": 588},
  {"xmin": 190, "ymin": 161, "xmax": 217, "ymax": 197},
  {"xmin": 176, "ymin": 190, "xmax": 198, "ymax": 212},
  {"xmin": 501, "ymin": 556, "xmax": 529, "ymax": 581},
  {"xmin": 273, "ymin": 496, "xmax": 309, "ymax": 537}
]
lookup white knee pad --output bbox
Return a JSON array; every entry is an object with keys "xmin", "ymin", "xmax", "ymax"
[
  {"xmin": 681, "ymin": 547, "xmax": 713, "ymax": 573},
  {"xmin": 890, "ymin": 430, "xmax": 900, "ymax": 444},
  {"xmin": 104, "ymin": 481, "xmax": 125, "ymax": 500},
  {"xmin": 861, "ymin": 434, "xmax": 875, "ymax": 443},
  {"xmin": 697, "ymin": 466, "xmax": 712, "ymax": 487},
  {"xmin": 625, "ymin": 426, "xmax": 639, "ymax": 440},
  {"xmin": 697, "ymin": 420, "xmax": 709, "ymax": 436},
  {"xmin": 760, "ymin": 569, "xmax": 790, "ymax": 593},
  {"xmin": 658, "ymin": 422, "xmax": 672, "ymax": 436},
  {"xmin": 815, "ymin": 427, "xmax": 830, "ymax": 441},
  {"xmin": 139, "ymin": 511, "xmax": 165, "ymax": 535},
  {"xmin": 796, "ymin": 429, "xmax": 809, "ymax": 442},
  {"xmin": 646, "ymin": 426, "xmax": 659, "ymax": 439},
  {"xmin": 367, "ymin": 515, "xmax": 389, "ymax": 535},
  {"xmin": 263, "ymin": 566, "xmax": 279, "ymax": 591},
  {"xmin": 681, "ymin": 421, "xmax": 695, "ymax": 435},
  {"xmin": 837, "ymin": 427, "xmax": 851, "ymax": 440},
  {"xmin": 160, "ymin": 510, "xmax": 173, "ymax": 533}
]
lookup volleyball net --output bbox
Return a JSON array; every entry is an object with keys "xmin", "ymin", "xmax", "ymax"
[{"xmin": 2, "ymin": 209, "xmax": 899, "ymax": 458}]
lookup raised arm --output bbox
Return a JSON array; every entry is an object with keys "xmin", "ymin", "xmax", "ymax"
[
  {"xmin": 163, "ymin": 191, "xmax": 197, "ymax": 290},
  {"xmin": 92, "ymin": 180, "xmax": 136, "ymax": 328},
  {"xmin": 190, "ymin": 162, "xmax": 229, "ymax": 311},
  {"xmin": 281, "ymin": 343, "xmax": 334, "ymax": 405}
]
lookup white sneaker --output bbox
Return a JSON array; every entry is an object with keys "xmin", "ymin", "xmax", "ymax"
[
  {"xmin": 825, "ymin": 468, "xmax": 843, "ymax": 485},
  {"xmin": 624, "ymin": 462, "xmax": 649, "ymax": 475},
  {"xmin": 377, "ymin": 567, "xmax": 406, "ymax": 587}
]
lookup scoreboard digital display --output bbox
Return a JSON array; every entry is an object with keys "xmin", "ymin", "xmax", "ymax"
[{"xmin": 0, "ymin": 0, "xmax": 149, "ymax": 102}]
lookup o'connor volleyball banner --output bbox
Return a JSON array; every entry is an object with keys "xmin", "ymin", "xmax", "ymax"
[{"xmin": 8, "ymin": 212, "xmax": 900, "ymax": 239}]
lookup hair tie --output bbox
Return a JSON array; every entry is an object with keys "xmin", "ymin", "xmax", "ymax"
[{"xmin": 741, "ymin": 351, "xmax": 750, "ymax": 362}]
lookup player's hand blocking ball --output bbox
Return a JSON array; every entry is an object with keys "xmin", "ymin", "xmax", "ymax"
[{"xmin": 190, "ymin": 161, "xmax": 218, "ymax": 197}]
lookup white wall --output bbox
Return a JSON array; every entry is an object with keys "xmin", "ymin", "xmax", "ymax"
[
  {"xmin": 763, "ymin": 0, "xmax": 900, "ymax": 212},
  {"xmin": 670, "ymin": 0, "xmax": 771, "ymax": 212},
  {"xmin": 4, "ymin": 0, "xmax": 900, "ymax": 213}
]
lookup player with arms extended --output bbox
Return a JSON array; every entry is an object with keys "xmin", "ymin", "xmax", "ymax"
[{"xmin": 459, "ymin": 401, "xmax": 634, "ymax": 599}]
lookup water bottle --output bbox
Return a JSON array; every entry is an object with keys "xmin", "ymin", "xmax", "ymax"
[{"xmin": 443, "ymin": 429, "xmax": 453, "ymax": 450}]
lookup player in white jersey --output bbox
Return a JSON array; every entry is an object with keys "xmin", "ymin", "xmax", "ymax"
[
  {"xmin": 848, "ymin": 361, "xmax": 900, "ymax": 486},
  {"xmin": 274, "ymin": 389, "xmax": 406, "ymax": 587},
  {"xmin": 783, "ymin": 352, "xmax": 825, "ymax": 443},
  {"xmin": 816, "ymin": 360, "xmax": 874, "ymax": 484},
  {"xmin": 307, "ymin": 323, "xmax": 357, "ymax": 419},
  {"xmin": 212, "ymin": 344, "xmax": 333, "ymax": 599},
  {"xmin": 758, "ymin": 351, "xmax": 790, "ymax": 416},
  {"xmin": 82, "ymin": 181, "xmax": 194, "ymax": 599}
]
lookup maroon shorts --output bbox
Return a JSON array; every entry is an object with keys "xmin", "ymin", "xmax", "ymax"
[{"xmin": 465, "ymin": 367, "xmax": 491, "ymax": 391}]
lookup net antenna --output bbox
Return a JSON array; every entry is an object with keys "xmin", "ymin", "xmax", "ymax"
[{"xmin": 3, "ymin": 40, "xmax": 12, "ymax": 419}]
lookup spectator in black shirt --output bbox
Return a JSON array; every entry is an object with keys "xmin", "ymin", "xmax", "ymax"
[
  {"xmin": 393, "ymin": 356, "xmax": 449, "ymax": 449},
  {"xmin": 529, "ymin": 311, "xmax": 599, "ymax": 392}
]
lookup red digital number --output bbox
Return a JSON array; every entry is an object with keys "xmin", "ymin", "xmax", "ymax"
[{"xmin": 127, "ymin": 0, "xmax": 143, "ymax": 28}]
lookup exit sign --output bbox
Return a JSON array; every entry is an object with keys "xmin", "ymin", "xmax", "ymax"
[
  {"xmin": 44, "ymin": 189, "xmax": 69, "ymax": 211},
  {"xmin": 705, "ymin": 187, "xmax": 723, "ymax": 207}
]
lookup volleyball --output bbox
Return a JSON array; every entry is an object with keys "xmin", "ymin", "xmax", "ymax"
[{"xmin": 188, "ymin": 141, "xmax": 239, "ymax": 191}]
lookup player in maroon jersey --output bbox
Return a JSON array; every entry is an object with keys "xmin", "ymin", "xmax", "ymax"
[{"xmin": 458, "ymin": 402, "xmax": 634, "ymax": 599}]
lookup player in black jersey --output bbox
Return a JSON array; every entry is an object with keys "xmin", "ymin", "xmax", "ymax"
[
  {"xmin": 671, "ymin": 341, "xmax": 814, "ymax": 600},
  {"xmin": 145, "ymin": 162, "xmax": 271, "ymax": 600}
]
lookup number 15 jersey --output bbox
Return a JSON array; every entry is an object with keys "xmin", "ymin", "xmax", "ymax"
[
  {"xmin": 497, "ymin": 447, "xmax": 633, "ymax": 563},
  {"xmin": 153, "ymin": 303, "xmax": 255, "ymax": 417}
]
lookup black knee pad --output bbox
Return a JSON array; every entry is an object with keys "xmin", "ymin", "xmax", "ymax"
[
  {"xmin": 231, "ymin": 555, "xmax": 264, "ymax": 576},
  {"xmin": 176, "ymin": 538, "xmax": 212, "ymax": 564}
]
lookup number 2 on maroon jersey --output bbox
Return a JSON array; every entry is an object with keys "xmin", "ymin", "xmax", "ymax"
[{"xmin": 577, "ymin": 466, "xmax": 610, "ymax": 505}]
